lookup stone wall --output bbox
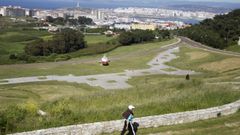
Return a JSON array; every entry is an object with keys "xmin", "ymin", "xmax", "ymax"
[{"xmin": 11, "ymin": 99, "xmax": 240, "ymax": 135}]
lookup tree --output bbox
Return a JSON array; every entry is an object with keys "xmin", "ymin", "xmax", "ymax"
[
  {"xmin": 118, "ymin": 32, "xmax": 133, "ymax": 45},
  {"xmin": 45, "ymin": 16, "xmax": 54, "ymax": 23},
  {"xmin": 25, "ymin": 39, "xmax": 44, "ymax": 56},
  {"xmin": 178, "ymin": 9, "xmax": 240, "ymax": 49},
  {"xmin": 25, "ymin": 29, "xmax": 86, "ymax": 56},
  {"xmin": 53, "ymin": 17, "xmax": 65, "ymax": 25},
  {"xmin": 118, "ymin": 30, "xmax": 156, "ymax": 45},
  {"xmin": 78, "ymin": 16, "xmax": 94, "ymax": 25}
]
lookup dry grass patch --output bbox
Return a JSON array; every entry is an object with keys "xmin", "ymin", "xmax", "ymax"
[
  {"xmin": 199, "ymin": 58, "xmax": 240, "ymax": 72},
  {"xmin": 186, "ymin": 51, "xmax": 209, "ymax": 60}
]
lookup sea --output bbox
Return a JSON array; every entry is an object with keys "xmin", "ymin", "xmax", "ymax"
[{"xmin": 1, "ymin": 0, "xmax": 239, "ymax": 24}]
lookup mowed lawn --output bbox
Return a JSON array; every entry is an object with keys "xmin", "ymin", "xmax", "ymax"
[
  {"xmin": 0, "ymin": 29, "xmax": 51, "ymax": 64},
  {"xmin": 0, "ymin": 39, "xmax": 178, "ymax": 79},
  {"xmin": 85, "ymin": 35, "xmax": 115, "ymax": 44},
  {"xmin": 41, "ymin": 35, "xmax": 114, "ymax": 44},
  {"xmin": 0, "ymin": 30, "xmax": 50, "ymax": 53}
]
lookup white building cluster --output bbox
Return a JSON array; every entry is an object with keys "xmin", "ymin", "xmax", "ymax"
[
  {"xmin": 0, "ymin": 5, "xmax": 105, "ymax": 22},
  {"xmin": 0, "ymin": 6, "xmax": 26, "ymax": 17},
  {"xmin": 113, "ymin": 7, "xmax": 216, "ymax": 20},
  {"xmin": 33, "ymin": 9, "xmax": 104, "ymax": 21},
  {"xmin": 0, "ymin": 5, "xmax": 221, "ymax": 31},
  {"xmin": 0, "ymin": 6, "xmax": 40, "ymax": 17},
  {"xmin": 112, "ymin": 21, "xmax": 189, "ymax": 31}
]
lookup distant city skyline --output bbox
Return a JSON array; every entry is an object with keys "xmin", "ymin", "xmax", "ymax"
[{"xmin": 1, "ymin": 0, "xmax": 240, "ymax": 9}]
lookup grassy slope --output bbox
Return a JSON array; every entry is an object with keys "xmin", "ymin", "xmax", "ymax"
[
  {"xmin": 0, "ymin": 30, "xmax": 51, "ymax": 64},
  {"xmin": 1, "ymin": 41, "xmax": 240, "ymax": 133},
  {"xmin": 167, "ymin": 44, "xmax": 240, "ymax": 73},
  {"xmin": 1, "ymin": 73, "xmax": 240, "ymax": 133},
  {"xmin": 0, "ymin": 39, "xmax": 177, "ymax": 79}
]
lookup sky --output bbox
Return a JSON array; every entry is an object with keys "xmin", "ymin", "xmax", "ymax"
[
  {"xmin": 3, "ymin": 0, "xmax": 239, "ymax": 3},
  {"xmin": 45, "ymin": 0, "xmax": 240, "ymax": 3},
  {"xmin": 1, "ymin": 0, "xmax": 240, "ymax": 9}
]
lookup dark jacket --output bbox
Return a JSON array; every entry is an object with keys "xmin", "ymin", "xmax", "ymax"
[{"xmin": 122, "ymin": 109, "xmax": 134, "ymax": 119}]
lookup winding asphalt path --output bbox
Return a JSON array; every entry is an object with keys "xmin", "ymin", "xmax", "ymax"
[{"xmin": 0, "ymin": 38, "xmax": 198, "ymax": 89}]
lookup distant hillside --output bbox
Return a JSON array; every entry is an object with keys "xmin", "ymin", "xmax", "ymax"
[{"xmin": 179, "ymin": 9, "xmax": 240, "ymax": 49}]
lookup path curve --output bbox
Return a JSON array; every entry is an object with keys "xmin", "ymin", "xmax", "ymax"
[{"xmin": 0, "ymin": 38, "xmax": 198, "ymax": 90}]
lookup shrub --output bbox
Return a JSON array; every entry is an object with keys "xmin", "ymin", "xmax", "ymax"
[
  {"xmin": 17, "ymin": 53, "xmax": 29, "ymax": 61},
  {"xmin": 9, "ymin": 54, "xmax": 17, "ymax": 59},
  {"xmin": 118, "ymin": 30, "xmax": 155, "ymax": 45},
  {"xmin": 0, "ymin": 112, "xmax": 7, "ymax": 134},
  {"xmin": 3, "ymin": 105, "xmax": 27, "ymax": 133},
  {"xmin": 20, "ymin": 101, "xmax": 39, "ymax": 116}
]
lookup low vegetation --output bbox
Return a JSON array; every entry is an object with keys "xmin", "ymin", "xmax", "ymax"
[{"xmin": 1, "ymin": 44, "xmax": 240, "ymax": 134}]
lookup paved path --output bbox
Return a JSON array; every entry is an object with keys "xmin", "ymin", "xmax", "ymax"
[{"xmin": 0, "ymin": 39, "xmax": 198, "ymax": 90}]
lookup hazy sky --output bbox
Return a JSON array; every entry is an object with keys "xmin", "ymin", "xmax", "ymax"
[
  {"xmin": 40, "ymin": 0, "xmax": 240, "ymax": 3},
  {"xmin": 1, "ymin": 0, "xmax": 240, "ymax": 9},
  {"xmin": 94, "ymin": 0, "xmax": 237, "ymax": 2}
]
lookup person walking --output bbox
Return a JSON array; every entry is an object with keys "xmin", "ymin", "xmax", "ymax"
[{"xmin": 121, "ymin": 105, "xmax": 135, "ymax": 135}]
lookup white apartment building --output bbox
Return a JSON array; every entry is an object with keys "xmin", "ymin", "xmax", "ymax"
[{"xmin": 0, "ymin": 6, "xmax": 26, "ymax": 17}]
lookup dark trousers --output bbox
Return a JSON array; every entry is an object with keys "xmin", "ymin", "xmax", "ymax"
[
  {"xmin": 121, "ymin": 120, "xmax": 128, "ymax": 135},
  {"xmin": 121, "ymin": 120, "xmax": 134, "ymax": 135}
]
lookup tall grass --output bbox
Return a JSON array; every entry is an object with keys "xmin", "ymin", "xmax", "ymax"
[{"xmin": 1, "ymin": 74, "xmax": 240, "ymax": 134}]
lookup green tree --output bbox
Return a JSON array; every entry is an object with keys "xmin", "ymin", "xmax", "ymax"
[
  {"xmin": 25, "ymin": 29, "xmax": 86, "ymax": 56},
  {"xmin": 118, "ymin": 32, "xmax": 134, "ymax": 45},
  {"xmin": 178, "ymin": 9, "xmax": 240, "ymax": 49},
  {"xmin": 78, "ymin": 16, "xmax": 94, "ymax": 25}
]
